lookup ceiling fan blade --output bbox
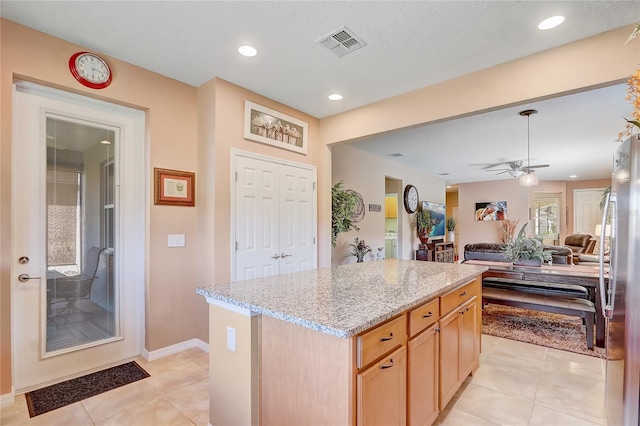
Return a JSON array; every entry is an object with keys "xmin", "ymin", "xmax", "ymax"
[
  {"xmin": 485, "ymin": 168, "xmax": 510, "ymax": 172},
  {"xmin": 494, "ymin": 170, "xmax": 510, "ymax": 175},
  {"xmin": 524, "ymin": 164, "xmax": 550, "ymax": 169}
]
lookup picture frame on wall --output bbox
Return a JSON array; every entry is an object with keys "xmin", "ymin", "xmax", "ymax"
[
  {"xmin": 244, "ymin": 100, "xmax": 308, "ymax": 155},
  {"xmin": 154, "ymin": 168, "xmax": 195, "ymax": 206},
  {"xmin": 475, "ymin": 201, "xmax": 507, "ymax": 221}
]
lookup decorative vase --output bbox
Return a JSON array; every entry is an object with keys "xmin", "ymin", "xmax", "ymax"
[
  {"xmin": 448, "ymin": 231, "xmax": 455, "ymax": 243},
  {"xmin": 356, "ymin": 253, "xmax": 365, "ymax": 263}
]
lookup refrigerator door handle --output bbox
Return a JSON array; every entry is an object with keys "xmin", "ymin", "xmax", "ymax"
[{"xmin": 599, "ymin": 191, "xmax": 615, "ymax": 319}]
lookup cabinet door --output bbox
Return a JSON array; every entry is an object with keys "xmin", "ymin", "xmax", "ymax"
[
  {"xmin": 357, "ymin": 346, "xmax": 407, "ymax": 426},
  {"xmin": 459, "ymin": 297, "xmax": 478, "ymax": 379},
  {"xmin": 438, "ymin": 308, "xmax": 460, "ymax": 410},
  {"xmin": 408, "ymin": 324, "xmax": 439, "ymax": 426}
]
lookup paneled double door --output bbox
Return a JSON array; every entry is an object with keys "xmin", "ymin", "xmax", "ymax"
[{"xmin": 234, "ymin": 154, "xmax": 317, "ymax": 281}]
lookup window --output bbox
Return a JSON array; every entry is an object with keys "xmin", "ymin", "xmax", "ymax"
[
  {"xmin": 533, "ymin": 197, "xmax": 559, "ymax": 238},
  {"xmin": 102, "ymin": 160, "xmax": 115, "ymax": 250}
]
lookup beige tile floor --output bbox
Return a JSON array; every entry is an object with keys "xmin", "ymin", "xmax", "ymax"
[{"xmin": 1, "ymin": 335, "xmax": 606, "ymax": 425}]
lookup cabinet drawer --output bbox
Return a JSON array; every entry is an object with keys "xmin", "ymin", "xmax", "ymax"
[
  {"xmin": 440, "ymin": 278, "xmax": 479, "ymax": 315},
  {"xmin": 357, "ymin": 315, "xmax": 407, "ymax": 369},
  {"xmin": 408, "ymin": 298, "xmax": 439, "ymax": 337}
]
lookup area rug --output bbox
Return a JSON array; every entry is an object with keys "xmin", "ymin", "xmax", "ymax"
[
  {"xmin": 25, "ymin": 361, "xmax": 150, "ymax": 417},
  {"xmin": 482, "ymin": 304, "xmax": 606, "ymax": 359}
]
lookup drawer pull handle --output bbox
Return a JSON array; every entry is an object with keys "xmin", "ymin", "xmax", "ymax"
[
  {"xmin": 380, "ymin": 332, "xmax": 394, "ymax": 342},
  {"xmin": 422, "ymin": 312, "xmax": 433, "ymax": 318},
  {"xmin": 459, "ymin": 291, "xmax": 468, "ymax": 297},
  {"xmin": 380, "ymin": 359, "xmax": 395, "ymax": 369}
]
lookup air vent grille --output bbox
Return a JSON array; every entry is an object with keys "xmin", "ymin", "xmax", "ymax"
[{"xmin": 317, "ymin": 26, "xmax": 367, "ymax": 58}]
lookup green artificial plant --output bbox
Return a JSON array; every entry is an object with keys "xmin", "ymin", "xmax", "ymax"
[
  {"xmin": 331, "ymin": 181, "xmax": 359, "ymax": 247},
  {"xmin": 503, "ymin": 222, "xmax": 552, "ymax": 264}
]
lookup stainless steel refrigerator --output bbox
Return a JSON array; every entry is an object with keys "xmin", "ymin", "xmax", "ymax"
[{"xmin": 601, "ymin": 134, "xmax": 640, "ymax": 426}]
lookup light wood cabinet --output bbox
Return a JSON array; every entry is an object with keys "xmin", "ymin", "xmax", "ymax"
[
  {"xmin": 439, "ymin": 296, "xmax": 478, "ymax": 410},
  {"xmin": 357, "ymin": 345, "xmax": 407, "ymax": 426},
  {"xmin": 385, "ymin": 196, "xmax": 398, "ymax": 218},
  {"xmin": 408, "ymin": 323, "xmax": 439, "ymax": 426}
]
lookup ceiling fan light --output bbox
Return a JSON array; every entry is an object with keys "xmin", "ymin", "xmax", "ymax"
[
  {"xmin": 519, "ymin": 172, "xmax": 539, "ymax": 188},
  {"xmin": 508, "ymin": 170, "xmax": 523, "ymax": 178}
]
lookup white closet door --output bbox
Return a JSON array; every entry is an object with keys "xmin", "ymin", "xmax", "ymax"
[
  {"xmin": 234, "ymin": 154, "xmax": 317, "ymax": 281},
  {"xmin": 235, "ymin": 156, "xmax": 280, "ymax": 280},
  {"xmin": 279, "ymin": 165, "xmax": 316, "ymax": 274}
]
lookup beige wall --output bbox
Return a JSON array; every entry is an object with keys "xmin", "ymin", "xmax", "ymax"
[
  {"xmin": 331, "ymin": 142, "xmax": 445, "ymax": 263},
  {"xmin": 197, "ymin": 78, "xmax": 326, "ymax": 285},
  {"xmin": 0, "ymin": 19, "xmax": 203, "ymax": 395}
]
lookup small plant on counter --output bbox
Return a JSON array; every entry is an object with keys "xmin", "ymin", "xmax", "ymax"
[
  {"xmin": 348, "ymin": 237, "xmax": 372, "ymax": 263},
  {"xmin": 503, "ymin": 222, "xmax": 552, "ymax": 265},
  {"xmin": 446, "ymin": 217, "xmax": 457, "ymax": 232}
]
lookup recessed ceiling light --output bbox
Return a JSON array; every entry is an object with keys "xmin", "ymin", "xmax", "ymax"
[
  {"xmin": 100, "ymin": 140, "xmax": 111, "ymax": 145},
  {"xmin": 389, "ymin": 152, "xmax": 405, "ymax": 157},
  {"xmin": 538, "ymin": 16, "xmax": 565, "ymax": 30},
  {"xmin": 328, "ymin": 94, "xmax": 343, "ymax": 101},
  {"xmin": 238, "ymin": 45, "xmax": 257, "ymax": 57},
  {"xmin": 569, "ymin": 175, "xmax": 577, "ymax": 179},
  {"xmin": 438, "ymin": 172, "xmax": 450, "ymax": 176}
]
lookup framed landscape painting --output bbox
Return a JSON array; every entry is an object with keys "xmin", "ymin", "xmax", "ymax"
[{"xmin": 244, "ymin": 100, "xmax": 308, "ymax": 154}]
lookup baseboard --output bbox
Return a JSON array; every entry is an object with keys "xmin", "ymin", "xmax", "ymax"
[
  {"xmin": 144, "ymin": 338, "xmax": 209, "ymax": 362},
  {"xmin": 1, "ymin": 388, "xmax": 15, "ymax": 408}
]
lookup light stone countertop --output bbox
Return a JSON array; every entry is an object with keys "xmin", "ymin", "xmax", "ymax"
[{"xmin": 196, "ymin": 259, "xmax": 487, "ymax": 338}]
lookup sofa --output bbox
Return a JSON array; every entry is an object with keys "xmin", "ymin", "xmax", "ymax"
[
  {"xmin": 564, "ymin": 234, "xmax": 596, "ymax": 254},
  {"xmin": 463, "ymin": 242, "xmax": 573, "ymax": 265}
]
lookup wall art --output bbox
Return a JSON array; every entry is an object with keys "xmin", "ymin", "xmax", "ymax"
[
  {"xmin": 154, "ymin": 168, "xmax": 195, "ymax": 206},
  {"xmin": 475, "ymin": 201, "xmax": 507, "ymax": 221},
  {"xmin": 244, "ymin": 100, "xmax": 308, "ymax": 154}
]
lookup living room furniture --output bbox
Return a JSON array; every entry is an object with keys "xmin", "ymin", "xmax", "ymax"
[
  {"xmin": 415, "ymin": 241, "xmax": 455, "ymax": 263},
  {"xmin": 463, "ymin": 242, "xmax": 573, "ymax": 265},
  {"xmin": 48, "ymin": 247, "xmax": 105, "ymax": 320},
  {"xmin": 482, "ymin": 286, "xmax": 595, "ymax": 349},
  {"xmin": 463, "ymin": 259, "xmax": 606, "ymax": 347},
  {"xmin": 564, "ymin": 234, "xmax": 596, "ymax": 254}
]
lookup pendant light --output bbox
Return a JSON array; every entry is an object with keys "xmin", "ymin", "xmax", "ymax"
[{"xmin": 518, "ymin": 109, "xmax": 539, "ymax": 188}]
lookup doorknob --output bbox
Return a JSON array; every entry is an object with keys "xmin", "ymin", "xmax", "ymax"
[
  {"xmin": 18, "ymin": 273, "xmax": 41, "ymax": 282},
  {"xmin": 271, "ymin": 253, "xmax": 281, "ymax": 259},
  {"xmin": 280, "ymin": 253, "xmax": 292, "ymax": 258}
]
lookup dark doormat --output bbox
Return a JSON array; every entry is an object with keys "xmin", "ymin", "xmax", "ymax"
[{"xmin": 25, "ymin": 361, "xmax": 150, "ymax": 417}]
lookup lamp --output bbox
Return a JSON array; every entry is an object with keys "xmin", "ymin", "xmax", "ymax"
[{"xmin": 518, "ymin": 109, "xmax": 539, "ymax": 188}]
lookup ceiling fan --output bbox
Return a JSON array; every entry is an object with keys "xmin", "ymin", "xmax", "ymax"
[{"xmin": 486, "ymin": 159, "xmax": 549, "ymax": 178}]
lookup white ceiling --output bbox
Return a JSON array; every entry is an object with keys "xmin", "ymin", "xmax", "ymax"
[{"xmin": 2, "ymin": 1, "xmax": 638, "ymax": 184}]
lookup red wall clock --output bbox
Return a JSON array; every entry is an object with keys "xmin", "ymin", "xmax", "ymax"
[{"xmin": 69, "ymin": 52, "xmax": 112, "ymax": 89}]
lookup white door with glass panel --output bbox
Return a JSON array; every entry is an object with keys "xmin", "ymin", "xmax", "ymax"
[
  {"xmin": 12, "ymin": 83, "xmax": 145, "ymax": 391},
  {"xmin": 234, "ymin": 154, "xmax": 317, "ymax": 281}
]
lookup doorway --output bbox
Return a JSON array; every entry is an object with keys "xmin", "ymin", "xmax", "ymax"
[
  {"xmin": 385, "ymin": 177, "xmax": 401, "ymax": 259},
  {"xmin": 574, "ymin": 189, "xmax": 605, "ymax": 235},
  {"xmin": 12, "ymin": 82, "xmax": 145, "ymax": 392}
]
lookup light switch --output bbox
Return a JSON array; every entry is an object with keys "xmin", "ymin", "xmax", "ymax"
[
  {"xmin": 168, "ymin": 234, "xmax": 185, "ymax": 247},
  {"xmin": 227, "ymin": 326, "xmax": 236, "ymax": 352}
]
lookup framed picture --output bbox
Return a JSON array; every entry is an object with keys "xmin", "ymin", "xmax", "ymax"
[
  {"xmin": 154, "ymin": 168, "xmax": 195, "ymax": 206},
  {"xmin": 244, "ymin": 100, "xmax": 308, "ymax": 154},
  {"xmin": 421, "ymin": 201, "xmax": 446, "ymax": 238},
  {"xmin": 475, "ymin": 201, "xmax": 507, "ymax": 221}
]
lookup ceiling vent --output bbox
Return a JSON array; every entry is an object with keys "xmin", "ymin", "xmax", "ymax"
[{"xmin": 317, "ymin": 26, "xmax": 367, "ymax": 58}]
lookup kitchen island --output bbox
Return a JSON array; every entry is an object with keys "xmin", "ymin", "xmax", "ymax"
[{"xmin": 197, "ymin": 259, "xmax": 487, "ymax": 426}]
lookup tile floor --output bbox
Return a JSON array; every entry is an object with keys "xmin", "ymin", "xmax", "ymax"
[{"xmin": 1, "ymin": 335, "xmax": 606, "ymax": 425}]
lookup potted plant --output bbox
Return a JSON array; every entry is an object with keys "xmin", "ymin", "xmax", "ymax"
[
  {"xmin": 331, "ymin": 181, "xmax": 359, "ymax": 247},
  {"xmin": 446, "ymin": 217, "xmax": 457, "ymax": 243},
  {"xmin": 413, "ymin": 209, "xmax": 431, "ymax": 244},
  {"xmin": 348, "ymin": 237, "xmax": 372, "ymax": 263},
  {"xmin": 503, "ymin": 222, "xmax": 552, "ymax": 266}
]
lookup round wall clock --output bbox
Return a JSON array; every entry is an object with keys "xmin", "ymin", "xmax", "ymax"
[
  {"xmin": 69, "ymin": 52, "xmax": 112, "ymax": 89},
  {"xmin": 403, "ymin": 184, "xmax": 419, "ymax": 214}
]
